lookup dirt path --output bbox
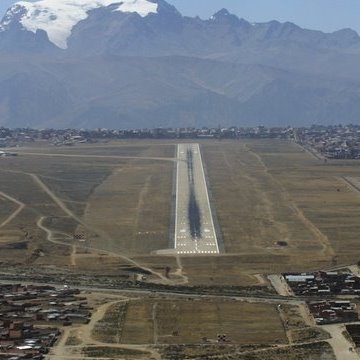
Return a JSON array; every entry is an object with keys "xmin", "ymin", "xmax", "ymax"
[
  {"xmin": 298, "ymin": 303, "xmax": 315, "ymax": 326},
  {"xmin": 37, "ymin": 217, "xmax": 72, "ymax": 245},
  {"xmin": 78, "ymin": 300, "xmax": 120, "ymax": 345},
  {"xmin": 253, "ymin": 274, "xmax": 267, "ymax": 286},
  {"xmin": 70, "ymin": 245, "xmax": 77, "ymax": 267},
  {"xmin": 0, "ymin": 166, "xmax": 172, "ymax": 283},
  {"xmin": 133, "ymin": 175, "xmax": 152, "ymax": 238},
  {"xmin": 152, "ymin": 302, "xmax": 159, "ymax": 345},
  {"xmin": 245, "ymin": 144, "xmax": 334, "ymax": 258},
  {"xmin": 172, "ymin": 255, "xmax": 189, "ymax": 285},
  {"xmin": 78, "ymin": 300, "xmax": 162, "ymax": 360},
  {"xmin": 277, "ymin": 304, "xmax": 293, "ymax": 344},
  {"xmin": 0, "ymin": 191, "xmax": 25, "ymax": 228},
  {"xmin": 31, "ymin": 174, "xmax": 170, "ymax": 283},
  {"xmin": 222, "ymin": 146, "xmax": 292, "ymax": 249},
  {"xmin": 48, "ymin": 327, "xmax": 71, "ymax": 359},
  {"xmin": 349, "ymin": 265, "xmax": 360, "ymax": 277},
  {"xmin": 49, "ymin": 297, "xmax": 162, "ymax": 359},
  {"xmin": 30, "ymin": 174, "xmax": 87, "ymax": 226},
  {"xmin": 36, "ymin": 216, "xmax": 169, "ymax": 283},
  {"xmin": 323, "ymin": 324, "xmax": 359, "ymax": 360},
  {"xmin": 341, "ymin": 176, "xmax": 360, "ymax": 197},
  {"xmin": 289, "ymin": 203, "xmax": 334, "ymax": 257},
  {"xmin": 293, "ymin": 142, "xmax": 324, "ymax": 161},
  {"xmin": 267, "ymin": 275, "xmax": 294, "ymax": 296}
]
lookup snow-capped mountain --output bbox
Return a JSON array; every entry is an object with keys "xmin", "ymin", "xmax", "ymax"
[
  {"xmin": 1, "ymin": 0, "xmax": 360, "ymax": 129},
  {"xmin": 1, "ymin": 0, "xmax": 158, "ymax": 48},
  {"xmin": 2, "ymin": 0, "xmax": 359, "ymax": 54}
]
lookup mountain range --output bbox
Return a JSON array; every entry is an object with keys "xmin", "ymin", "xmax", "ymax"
[{"xmin": 1, "ymin": 0, "xmax": 360, "ymax": 128}]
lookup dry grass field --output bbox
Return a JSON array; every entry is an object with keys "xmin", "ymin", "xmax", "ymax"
[
  {"xmin": 46, "ymin": 292, "xmax": 336, "ymax": 360},
  {"xmin": 247, "ymin": 140, "xmax": 360, "ymax": 265},
  {"xmin": 4, "ymin": 139, "xmax": 351, "ymax": 359},
  {"xmin": 0, "ymin": 141, "xmax": 175, "ymax": 268},
  {"xmin": 82, "ymin": 347, "xmax": 149, "ymax": 359},
  {"xmin": 157, "ymin": 342, "xmax": 335, "ymax": 360},
  {"xmin": 0, "ymin": 196, "xmax": 17, "ymax": 225},
  {"xmin": 197, "ymin": 139, "xmax": 360, "ymax": 280},
  {"xmin": 1, "ymin": 139, "xmax": 360, "ymax": 287},
  {"xmin": 93, "ymin": 298, "xmax": 287, "ymax": 345},
  {"xmin": 84, "ymin": 158, "xmax": 173, "ymax": 254},
  {"xmin": 201, "ymin": 140, "xmax": 325, "ymax": 255},
  {"xmin": 234, "ymin": 342, "xmax": 335, "ymax": 360}
]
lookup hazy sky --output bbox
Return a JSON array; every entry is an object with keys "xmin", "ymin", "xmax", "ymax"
[{"xmin": 1, "ymin": 0, "xmax": 360, "ymax": 34}]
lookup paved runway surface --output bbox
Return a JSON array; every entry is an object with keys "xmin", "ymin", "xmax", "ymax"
[{"xmin": 175, "ymin": 144, "xmax": 219, "ymax": 255}]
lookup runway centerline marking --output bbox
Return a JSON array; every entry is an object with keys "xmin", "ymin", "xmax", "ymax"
[{"xmin": 174, "ymin": 143, "xmax": 219, "ymax": 255}]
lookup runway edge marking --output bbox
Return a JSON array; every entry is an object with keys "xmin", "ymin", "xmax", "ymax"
[
  {"xmin": 174, "ymin": 144, "xmax": 180, "ymax": 249},
  {"xmin": 197, "ymin": 143, "xmax": 220, "ymax": 254}
]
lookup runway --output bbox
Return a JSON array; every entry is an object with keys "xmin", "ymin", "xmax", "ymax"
[{"xmin": 174, "ymin": 144, "xmax": 219, "ymax": 255}]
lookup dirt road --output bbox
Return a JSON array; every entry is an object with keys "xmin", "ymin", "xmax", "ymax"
[
  {"xmin": 36, "ymin": 216, "xmax": 169, "ymax": 283},
  {"xmin": 323, "ymin": 324, "xmax": 359, "ymax": 360},
  {"xmin": 268, "ymin": 275, "xmax": 294, "ymax": 296},
  {"xmin": 32, "ymin": 173, "xmax": 170, "ymax": 283},
  {"xmin": 244, "ymin": 144, "xmax": 334, "ymax": 257},
  {"xmin": 49, "ymin": 298, "xmax": 162, "ymax": 360},
  {"xmin": 0, "ymin": 191, "xmax": 25, "ymax": 228}
]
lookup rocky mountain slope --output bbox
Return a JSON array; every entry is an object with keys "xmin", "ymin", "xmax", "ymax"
[{"xmin": 0, "ymin": 0, "xmax": 360, "ymax": 128}]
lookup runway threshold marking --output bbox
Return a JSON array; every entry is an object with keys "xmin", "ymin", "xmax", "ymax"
[{"xmin": 174, "ymin": 144, "xmax": 220, "ymax": 255}]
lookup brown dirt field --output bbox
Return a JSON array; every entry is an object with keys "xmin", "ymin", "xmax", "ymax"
[
  {"xmin": 0, "ymin": 230, "xmax": 23, "ymax": 243},
  {"xmin": 197, "ymin": 139, "xmax": 360, "ymax": 277},
  {"xmin": 83, "ymin": 159, "xmax": 173, "ymax": 255},
  {"xmin": 74, "ymin": 254, "xmax": 157, "ymax": 281},
  {"xmin": 2, "ymin": 139, "xmax": 360, "ymax": 286},
  {"xmin": 0, "ymin": 197, "xmax": 17, "ymax": 226},
  {"xmin": 159, "ymin": 342, "xmax": 335, "ymax": 360},
  {"xmin": 235, "ymin": 342, "xmax": 335, "ymax": 360},
  {"xmin": 201, "ymin": 141, "xmax": 325, "ymax": 256},
  {"xmin": 115, "ymin": 299, "xmax": 287, "ymax": 345},
  {"xmin": 16, "ymin": 140, "xmax": 175, "ymax": 158},
  {"xmin": 0, "ymin": 142, "xmax": 175, "ymax": 268},
  {"xmin": 245, "ymin": 140, "xmax": 360, "ymax": 266},
  {"xmin": 136, "ymin": 253, "xmax": 333, "ymax": 287}
]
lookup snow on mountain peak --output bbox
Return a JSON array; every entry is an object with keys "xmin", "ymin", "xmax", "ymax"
[{"xmin": 7, "ymin": 0, "xmax": 158, "ymax": 49}]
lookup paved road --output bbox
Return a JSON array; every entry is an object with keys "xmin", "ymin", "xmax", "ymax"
[
  {"xmin": 174, "ymin": 144, "xmax": 219, "ymax": 255},
  {"xmin": 0, "ymin": 277, "xmax": 304, "ymax": 306}
]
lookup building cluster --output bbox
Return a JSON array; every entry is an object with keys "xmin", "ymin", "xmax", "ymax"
[
  {"xmin": 308, "ymin": 300, "xmax": 358, "ymax": 325},
  {"xmin": 0, "ymin": 126, "xmax": 293, "ymax": 146},
  {"xmin": 283, "ymin": 270, "xmax": 360, "ymax": 296},
  {"xmin": 0, "ymin": 284, "xmax": 90, "ymax": 359},
  {"xmin": 3, "ymin": 125, "xmax": 360, "ymax": 158},
  {"xmin": 346, "ymin": 324, "xmax": 360, "ymax": 347},
  {"xmin": 296, "ymin": 125, "xmax": 360, "ymax": 159}
]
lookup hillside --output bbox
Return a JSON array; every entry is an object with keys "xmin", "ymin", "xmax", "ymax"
[{"xmin": 0, "ymin": 0, "xmax": 360, "ymax": 128}]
